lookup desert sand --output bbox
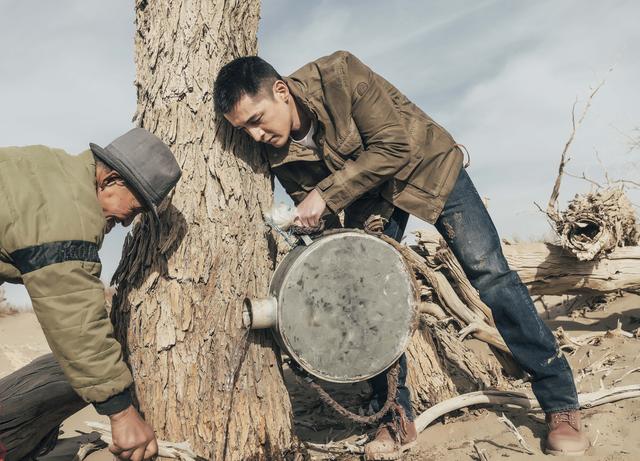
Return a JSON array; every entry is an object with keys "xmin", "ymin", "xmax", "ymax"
[{"xmin": 2, "ymin": 293, "xmax": 640, "ymax": 460}]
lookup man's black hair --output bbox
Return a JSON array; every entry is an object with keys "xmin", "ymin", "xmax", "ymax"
[{"xmin": 213, "ymin": 56, "xmax": 283, "ymax": 115}]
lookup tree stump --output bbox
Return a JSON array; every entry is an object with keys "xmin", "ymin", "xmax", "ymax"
[{"xmin": 555, "ymin": 187, "xmax": 639, "ymax": 261}]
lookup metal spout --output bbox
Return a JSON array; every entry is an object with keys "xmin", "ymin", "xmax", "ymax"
[{"xmin": 242, "ymin": 296, "xmax": 278, "ymax": 329}]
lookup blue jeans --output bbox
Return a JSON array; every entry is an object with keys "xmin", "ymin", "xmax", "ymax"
[{"xmin": 370, "ymin": 169, "xmax": 579, "ymax": 418}]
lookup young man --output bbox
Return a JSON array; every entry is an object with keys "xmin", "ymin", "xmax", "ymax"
[
  {"xmin": 213, "ymin": 51, "xmax": 589, "ymax": 459},
  {"xmin": 0, "ymin": 128, "xmax": 181, "ymax": 460}
]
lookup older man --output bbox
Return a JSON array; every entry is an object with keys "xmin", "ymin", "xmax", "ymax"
[{"xmin": 0, "ymin": 128, "xmax": 181, "ymax": 460}]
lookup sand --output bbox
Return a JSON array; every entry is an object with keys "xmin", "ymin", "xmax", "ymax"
[{"xmin": 2, "ymin": 294, "xmax": 640, "ymax": 460}]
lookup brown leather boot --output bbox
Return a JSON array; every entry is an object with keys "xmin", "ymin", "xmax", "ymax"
[
  {"xmin": 364, "ymin": 408, "xmax": 417, "ymax": 460},
  {"xmin": 545, "ymin": 410, "xmax": 590, "ymax": 456}
]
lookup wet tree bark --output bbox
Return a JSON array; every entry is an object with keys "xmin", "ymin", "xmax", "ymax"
[{"xmin": 110, "ymin": 1, "xmax": 297, "ymax": 459}]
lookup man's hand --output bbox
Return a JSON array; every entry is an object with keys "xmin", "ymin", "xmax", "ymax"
[
  {"xmin": 109, "ymin": 405, "xmax": 158, "ymax": 461},
  {"xmin": 295, "ymin": 188, "xmax": 327, "ymax": 228}
]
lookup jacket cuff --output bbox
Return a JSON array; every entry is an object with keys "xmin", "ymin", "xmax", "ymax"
[
  {"xmin": 316, "ymin": 175, "xmax": 349, "ymax": 214},
  {"xmin": 93, "ymin": 387, "xmax": 132, "ymax": 415}
]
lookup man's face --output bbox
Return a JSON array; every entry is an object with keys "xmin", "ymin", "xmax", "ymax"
[
  {"xmin": 224, "ymin": 81, "xmax": 292, "ymax": 148},
  {"xmin": 96, "ymin": 179, "xmax": 145, "ymax": 234}
]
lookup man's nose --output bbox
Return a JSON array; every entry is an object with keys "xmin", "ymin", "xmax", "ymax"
[{"xmin": 248, "ymin": 127, "xmax": 266, "ymax": 143}]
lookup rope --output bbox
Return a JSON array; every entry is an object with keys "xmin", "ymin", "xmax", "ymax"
[
  {"xmin": 264, "ymin": 218, "xmax": 326, "ymax": 248},
  {"xmin": 289, "ymin": 360, "xmax": 402, "ymax": 425}
]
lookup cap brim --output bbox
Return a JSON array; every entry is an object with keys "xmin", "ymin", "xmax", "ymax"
[{"xmin": 90, "ymin": 142, "xmax": 160, "ymax": 226}]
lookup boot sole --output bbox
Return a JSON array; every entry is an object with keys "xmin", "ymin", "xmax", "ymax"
[{"xmin": 365, "ymin": 441, "xmax": 417, "ymax": 460}]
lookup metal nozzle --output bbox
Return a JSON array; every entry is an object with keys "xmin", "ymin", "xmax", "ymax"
[{"xmin": 242, "ymin": 296, "xmax": 278, "ymax": 329}]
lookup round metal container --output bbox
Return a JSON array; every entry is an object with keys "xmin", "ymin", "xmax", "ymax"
[{"xmin": 270, "ymin": 231, "xmax": 416, "ymax": 383}]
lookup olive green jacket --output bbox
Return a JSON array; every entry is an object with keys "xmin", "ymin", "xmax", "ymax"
[
  {"xmin": 0, "ymin": 145, "xmax": 133, "ymax": 404},
  {"xmin": 268, "ymin": 51, "xmax": 464, "ymax": 225}
]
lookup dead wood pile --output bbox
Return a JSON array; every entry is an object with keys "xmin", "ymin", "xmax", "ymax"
[{"xmin": 553, "ymin": 187, "xmax": 639, "ymax": 261}]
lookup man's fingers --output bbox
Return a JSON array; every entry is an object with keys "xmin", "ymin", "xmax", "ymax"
[
  {"xmin": 117, "ymin": 449, "xmax": 135, "ymax": 460},
  {"xmin": 130, "ymin": 447, "xmax": 147, "ymax": 461},
  {"xmin": 144, "ymin": 439, "xmax": 159, "ymax": 460},
  {"xmin": 109, "ymin": 444, "xmax": 124, "ymax": 456}
]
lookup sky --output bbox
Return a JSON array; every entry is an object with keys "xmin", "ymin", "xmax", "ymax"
[{"xmin": 1, "ymin": 0, "xmax": 639, "ymax": 305}]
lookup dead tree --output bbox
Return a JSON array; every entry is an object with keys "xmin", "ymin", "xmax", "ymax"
[
  {"xmin": 381, "ymin": 236, "xmax": 514, "ymax": 415},
  {"xmin": 109, "ymin": 1, "xmax": 297, "ymax": 459},
  {"xmin": 544, "ymin": 76, "xmax": 639, "ymax": 261},
  {"xmin": 416, "ymin": 228, "xmax": 640, "ymax": 296}
]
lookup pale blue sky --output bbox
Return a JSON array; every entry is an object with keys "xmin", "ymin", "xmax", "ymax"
[{"xmin": 1, "ymin": 0, "xmax": 639, "ymax": 305}]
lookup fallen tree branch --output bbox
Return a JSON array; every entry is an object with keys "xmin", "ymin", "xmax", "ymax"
[
  {"xmin": 556, "ymin": 187, "xmax": 639, "ymax": 261},
  {"xmin": 497, "ymin": 412, "xmax": 535, "ymax": 455},
  {"xmin": 84, "ymin": 421, "xmax": 200, "ymax": 461},
  {"xmin": 381, "ymin": 235, "xmax": 510, "ymax": 354},
  {"xmin": 415, "ymin": 228, "xmax": 640, "ymax": 296},
  {"xmin": 303, "ymin": 385, "xmax": 640, "ymax": 456},
  {"xmin": 473, "ymin": 441, "xmax": 490, "ymax": 461},
  {"xmin": 415, "ymin": 384, "xmax": 640, "ymax": 433},
  {"xmin": 556, "ymin": 319, "xmax": 636, "ymax": 354}
]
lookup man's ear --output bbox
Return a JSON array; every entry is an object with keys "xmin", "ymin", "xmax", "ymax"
[{"xmin": 273, "ymin": 80, "xmax": 290, "ymax": 103}]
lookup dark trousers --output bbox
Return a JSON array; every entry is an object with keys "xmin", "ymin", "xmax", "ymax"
[{"xmin": 369, "ymin": 168, "xmax": 579, "ymax": 420}]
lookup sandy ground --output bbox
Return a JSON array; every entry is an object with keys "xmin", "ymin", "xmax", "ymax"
[
  {"xmin": 0, "ymin": 312, "xmax": 110, "ymax": 461},
  {"xmin": 1, "ymin": 294, "xmax": 640, "ymax": 460},
  {"xmin": 290, "ymin": 293, "xmax": 640, "ymax": 461}
]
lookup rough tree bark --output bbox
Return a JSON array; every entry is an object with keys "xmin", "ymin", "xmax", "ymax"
[
  {"xmin": 554, "ymin": 187, "xmax": 639, "ymax": 261},
  {"xmin": 110, "ymin": 1, "xmax": 297, "ymax": 459},
  {"xmin": 379, "ymin": 236, "xmax": 512, "ymax": 416},
  {"xmin": 416, "ymin": 228, "xmax": 640, "ymax": 296}
]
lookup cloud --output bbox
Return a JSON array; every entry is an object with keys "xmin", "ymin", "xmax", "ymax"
[
  {"xmin": 262, "ymin": 0, "xmax": 640, "ymax": 239},
  {"xmin": 2, "ymin": 0, "xmax": 639, "ymax": 305}
]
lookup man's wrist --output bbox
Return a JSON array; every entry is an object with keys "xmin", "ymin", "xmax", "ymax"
[{"xmin": 93, "ymin": 387, "xmax": 133, "ymax": 416}]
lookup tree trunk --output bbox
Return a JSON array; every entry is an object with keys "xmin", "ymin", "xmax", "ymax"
[
  {"xmin": 378, "ymin": 236, "xmax": 513, "ymax": 415},
  {"xmin": 110, "ymin": 1, "xmax": 297, "ymax": 459},
  {"xmin": 503, "ymin": 242, "xmax": 640, "ymax": 295}
]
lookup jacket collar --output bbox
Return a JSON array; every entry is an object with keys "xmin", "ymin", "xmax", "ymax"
[{"xmin": 266, "ymin": 77, "xmax": 324, "ymax": 168}]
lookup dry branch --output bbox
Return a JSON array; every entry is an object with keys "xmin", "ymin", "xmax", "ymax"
[
  {"xmin": 556, "ymin": 319, "xmax": 636, "ymax": 354},
  {"xmin": 416, "ymin": 228, "xmax": 640, "ymax": 295},
  {"xmin": 556, "ymin": 187, "xmax": 639, "ymax": 261},
  {"xmin": 304, "ymin": 385, "xmax": 640, "ymax": 457},
  {"xmin": 543, "ymin": 75, "xmax": 640, "ymax": 261},
  {"xmin": 415, "ymin": 384, "xmax": 640, "ymax": 433},
  {"xmin": 84, "ymin": 422, "xmax": 200, "ymax": 461},
  {"xmin": 382, "ymin": 235, "xmax": 509, "ymax": 353},
  {"xmin": 547, "ymin": 80, "xmax": 606, "ymax": 221},
  {"xmin": 497, "ymin": 412, "xmax": 534, "ymax": 455}
]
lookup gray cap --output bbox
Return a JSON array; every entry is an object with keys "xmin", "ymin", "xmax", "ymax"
[{"xmin": 90, "ymin": 128, "xmax": 181, "ymax": 223}]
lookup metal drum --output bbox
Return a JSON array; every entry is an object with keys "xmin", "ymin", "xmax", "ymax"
[{"xmin": 244, "ymin": 231, "xmax": 417, "ymax": 383}]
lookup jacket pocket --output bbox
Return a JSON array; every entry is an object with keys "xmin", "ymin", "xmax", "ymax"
[
  {"xmin": 406, "ymin": 123, "xmax": 460, "ymax": 197},
  {"xmin": 323, "ymin": 118, "xmax": 363, "ymax": 170}
]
